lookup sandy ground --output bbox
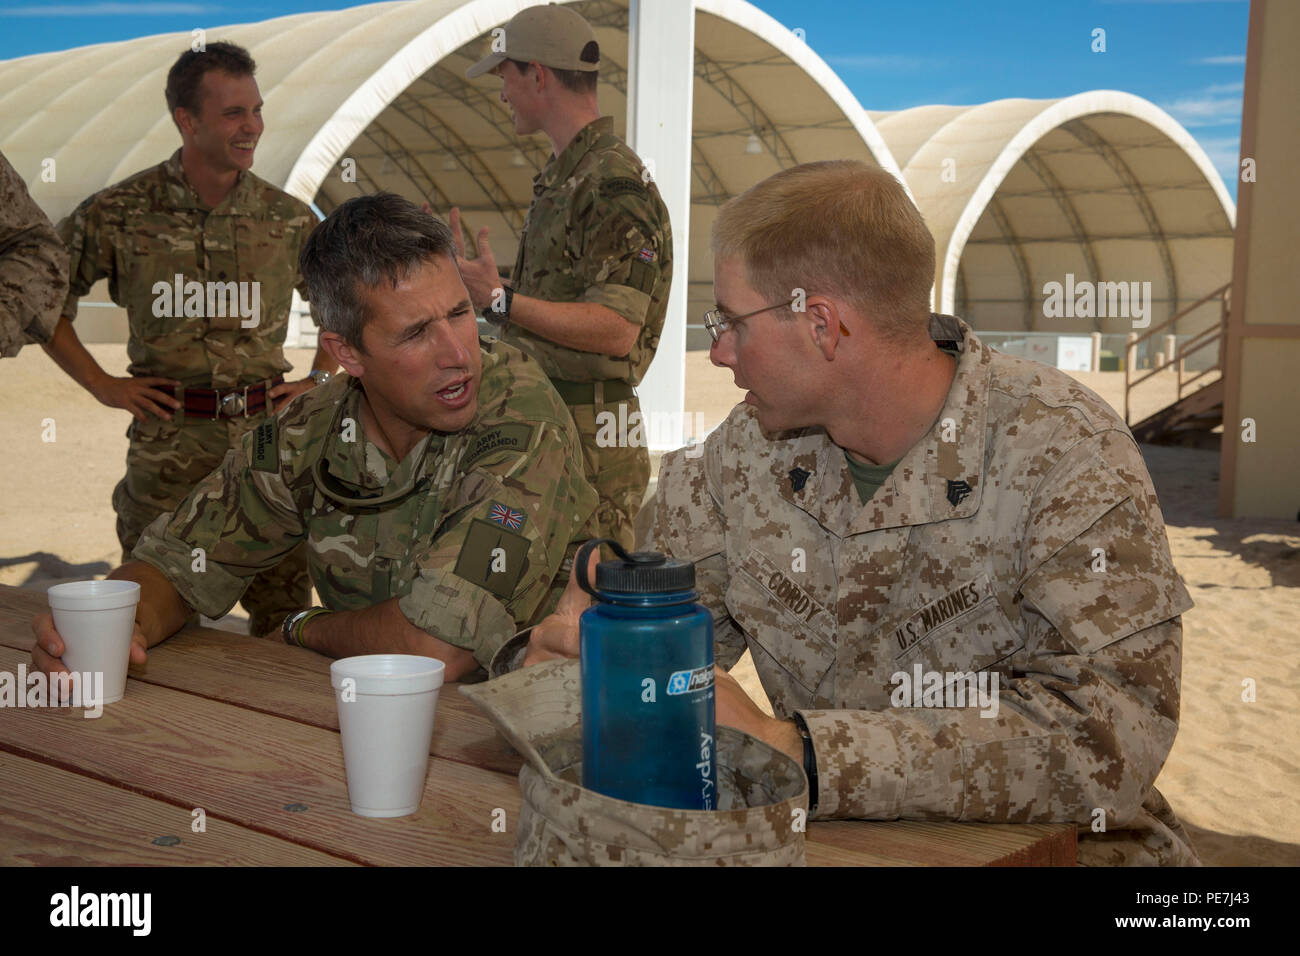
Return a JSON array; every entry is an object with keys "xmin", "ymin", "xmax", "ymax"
[{"xmin": 1, "ymin": 344, "xmax": 1294, "ymax": 865}]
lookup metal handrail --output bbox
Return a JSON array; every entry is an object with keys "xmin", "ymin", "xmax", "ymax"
[{"xmin": 1125, "ymin": 283, "xmax": 1230, "ymax": 427}]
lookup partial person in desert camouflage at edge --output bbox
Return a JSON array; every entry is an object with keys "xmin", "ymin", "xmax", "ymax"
[
  {"xmin": 522, "ymin": 160, "xmax": 1200, "ymax": 866},
  {"xmin": 41, "ymin": 42, "xmax": 335, "ymax": 637},
  {"xmin": 0, "ymin": 151, "xmax": 68, "ymax": 358},
  {"xmin": 31, "ymin": 193, "xmax": 597, "ymax": 682},
  {"xmin": 452, "ymin": 3, "xmax": 673, "ymax": 552}
]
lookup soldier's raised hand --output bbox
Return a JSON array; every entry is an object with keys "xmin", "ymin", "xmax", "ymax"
[{"xmin": 446, "ymin": 206, "xmax": 501, "ymax": 315}]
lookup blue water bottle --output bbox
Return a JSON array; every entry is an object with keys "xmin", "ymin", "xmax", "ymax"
[{"xmin": 578, "ymin": 538, "xmax": 717, "ymax": 810}]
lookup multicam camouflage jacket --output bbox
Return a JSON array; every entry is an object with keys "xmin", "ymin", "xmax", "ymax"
[
  {"xmin": 0, "ymin": 151, "xmax": 68, "ymax": 357},
  {"xmin": 57, "ymin": 148, "xmax": 316, "ymax": 387},
  {"xmin": 640, "ymin": 314, "xmax": 1200, "ymax": 866},
  {"xmin": 503, "ymin": 116, "xmax": 672, "ymax": 386},
  {"xmin": 134, "ymin": 340, "xmax": 599, "ymax": 669}
]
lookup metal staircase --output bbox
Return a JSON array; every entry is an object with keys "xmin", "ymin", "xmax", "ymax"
[{"xmin": 1125, "ymin": 282, "xmax": 1230, "ymax": 447}]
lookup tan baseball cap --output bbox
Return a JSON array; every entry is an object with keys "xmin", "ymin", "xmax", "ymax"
[{"xmin": 465, "ymin": 3, "xmax": 601, "ymax": 79}]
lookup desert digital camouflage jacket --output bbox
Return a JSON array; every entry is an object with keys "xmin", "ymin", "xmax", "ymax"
[
  {"xmin": 0, "ymin": 151, "xmax": 68, "ymax": 357},
  {"xmin": 57, "ymin": 148, "xmax": 316, "ymax": 387},
  {"xmin": 134, "ymin": 340, "xmax": 599, "ymax": 669},
  {"xmin": 503, "ymin": 116, "xmax": 672, "ymax": 386},
  {"xmin": 640, "ymin": 314, "xmax": 1199, "ymax": 866}
]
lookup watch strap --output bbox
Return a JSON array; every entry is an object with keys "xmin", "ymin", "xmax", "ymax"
[{"xmin": 792, "ymin": 712, "xmax": 819, "ymax": 815}]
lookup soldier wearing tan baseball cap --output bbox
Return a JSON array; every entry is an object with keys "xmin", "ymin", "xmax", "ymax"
[{"xmin": 466, "ymin": 3, "xmax": 600, "ymax": 78}]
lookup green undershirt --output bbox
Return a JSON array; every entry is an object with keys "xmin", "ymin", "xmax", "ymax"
[
  {"xmin": 844, "ymin": 342, "xmax": 961, "ymax": 504},
  {"xmin": 844, "ymin": 451, "xmax": 902, "ymax": 505}
]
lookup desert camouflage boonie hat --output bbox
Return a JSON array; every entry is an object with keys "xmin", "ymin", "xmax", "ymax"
[{"xmin": 460, "ymin": 659, "xmax": 808, "ymax": 866}]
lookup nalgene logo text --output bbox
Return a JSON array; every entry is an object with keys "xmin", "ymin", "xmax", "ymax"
[
  {"xmin": 698, "ymin": 731, "xmax": 715, "ymax": 809},
  {"xmin": 667, "ymin": 664, "xmax": 714, "ymax": 696}
]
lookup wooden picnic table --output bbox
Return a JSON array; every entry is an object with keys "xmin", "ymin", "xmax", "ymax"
[{"xmin": 0, "ymin": 584, "xmax": 1075, "ymax": 866}]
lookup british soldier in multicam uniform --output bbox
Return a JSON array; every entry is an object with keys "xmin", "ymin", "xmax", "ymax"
[
  {"xmin": 43, "ymin": 42, "xmax": 334, "ymax": 636},
  {"xmin": 32, "ymin": 194, "xmax": 597, "ymax": 681}
]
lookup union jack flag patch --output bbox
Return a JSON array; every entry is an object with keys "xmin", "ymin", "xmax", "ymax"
[
  {"xmin": 488, "ymin": 501, "xmax": 525, "ymax": 531},
  {"xmin": 637, "ymin": 247, "xmax": 656, "ymax": 263}
]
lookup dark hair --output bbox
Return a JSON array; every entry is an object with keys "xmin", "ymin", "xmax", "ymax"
[
  {"xmin": 165, "ymin": 41, "xmax": 256, "ymax": 127},
  {"xmin": 299, "ymin": 193, "xmax": 458, "ymax": 351},
  {"xmin": 507, "ymin": 56, "xmax": 598, "ymax": 95}
]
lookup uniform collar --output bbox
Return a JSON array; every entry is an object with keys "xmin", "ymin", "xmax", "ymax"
[
  {"xmin": 317, "ymin": 379, "xmax": 445, "ymax": 499},
  {"xmin": 536, "ymin": 116, "xmax": 614, "ymax": 192},
  {"xmin": 771, "ymin": 314, "xmax": 991, "ymax": 537},
  {"xmin": 163, "ymin": 147, "xmax": 258, "ymax": 215}
]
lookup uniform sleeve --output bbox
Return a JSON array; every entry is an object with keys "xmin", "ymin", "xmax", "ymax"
[
  {"xmin": 572, "ymin": 181, "xmax": 668, "ymax": 328},
  {"xmin": 399, "ymin": 417, "xmax": 598, "ymax": 670},
  {"xmin": 130, "ymin": 430, "xmax": 308, "ymax": 619},
  {"xmin": 55, "ymin": 192, "xmax": 116, "ymax": 323},
  {"xmin": 0, "ymin": 153, "xmax": 69, "ymax": 356},
  {"xmin": 797, "ymin": 430, "xmax": 1193, "ymax": 828},
  {"xmin": 636, "ymin": 429, "xmax": 747, "ymax": 670}
]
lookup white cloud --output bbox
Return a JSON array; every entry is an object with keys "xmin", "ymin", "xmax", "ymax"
[
  {"xmin": 1198, "ymin": 55, "xmax": 1246, "ymax": 65},
  {"xmin": 1160, "ymin": 80, "xmax": 1243, "ymax": 128},
  {"xmin": 0, "ymin": 3, "xmax": 212, "ymax": 16}
]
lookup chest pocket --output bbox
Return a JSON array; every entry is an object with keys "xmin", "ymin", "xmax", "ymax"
[
  {"xmin": 121, "ymin": 234, "xmax": 198, "ymax": 339},
  {"xmin": 890, "ymin": 573, "xmax": 1024, "ymax": 676},
  {"xmin": 306, "ymin": 497, "xmax": 381, "ymax": 610},
  {"xmin": 724, "ymin": 549, "xmax": 836, "ymax": 698}
]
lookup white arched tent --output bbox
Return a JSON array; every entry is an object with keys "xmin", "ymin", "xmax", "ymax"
[
  {"xmin": 2, "ymin": 1, "xmax": 1234, "ymax": 432},
  {"xmin": 871, "ymin": 92, "xmax": 1235, "ymax": 342},
  {"xmin": 2, "ymin": 0, "xmax": 907, "ymax": 446}
]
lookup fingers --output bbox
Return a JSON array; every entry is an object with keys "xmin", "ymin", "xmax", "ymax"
[
  {"xmin": 448, "ymin": 207, "xmax": 466, "ymax": 258},
  {"xmin": 137, "ymin": 378, "xmax": 182, "ymax": 410},
  {"xmin": 140, "ymin": 396, "xmax": 175, "ymax": 420},
  {"xmin": 476, "ymin": 227, "xmax": 492, "ymax": 262},
  {"xmin": 32, "ymin": 612, "xmax": 63, "ymax": 659},
  {"xmin": 31, "ymin": 613, "xmax": 69, "ymax": 678},
  {"xmin": 129, "ymin": 626, "xmax": 148, "ymax": 665},
  {"xmin": 555, "ymin": 548, "xmax": 599, "ymax": 616}
]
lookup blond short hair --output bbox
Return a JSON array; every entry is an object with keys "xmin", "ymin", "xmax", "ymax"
[{"xmin": 712, "ymin": 160, "xmax": 935, "ymax": 338}]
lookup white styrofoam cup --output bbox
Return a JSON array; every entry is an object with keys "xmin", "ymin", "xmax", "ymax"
[{"xmin": 330, "ymin": 654, "xmax": 445, "ymax": 818}]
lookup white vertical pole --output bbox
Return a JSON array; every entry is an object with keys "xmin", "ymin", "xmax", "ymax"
[{"xmin": 626, "ymin": 0, "xmax": 695, "ymax": 451}]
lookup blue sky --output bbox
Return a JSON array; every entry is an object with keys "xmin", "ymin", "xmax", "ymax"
[{"xmin": 0, "ymin": 0, "xmax": 1248, "ymax": 197}]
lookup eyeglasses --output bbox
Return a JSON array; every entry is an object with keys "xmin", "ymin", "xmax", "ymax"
[{"xmin": 702, "ymin": 299, "xmax": 851, "ymax": 343}]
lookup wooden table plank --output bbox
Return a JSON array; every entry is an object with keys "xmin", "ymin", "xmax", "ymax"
[
  {"xmin": 0, "ymin": 584, "xmax": 522, "ymax": 776},
  {"xmin": 807, "ymin": 819, "xmax": 1075, "ymax": 866},
  {"xmin": 0, "ymin": 645, "xmax": 519, "ymax": 866},
  {"xmin": 0, "ymin": 752, "xmax": 355, "ymax": 866},
  {"xmin": 1, "ymin": 586, "xmax": 1075, "ymax": 866}
]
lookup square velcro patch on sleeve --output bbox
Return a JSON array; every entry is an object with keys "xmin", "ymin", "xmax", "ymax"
[{"xmin": 453, "ymin": 518, "xmax": 531, "ymax": 600}]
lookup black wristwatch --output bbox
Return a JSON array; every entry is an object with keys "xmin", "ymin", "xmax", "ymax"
[{"xmin": 792, "ymin": 712, "xmax": 819, "ymax": 814}]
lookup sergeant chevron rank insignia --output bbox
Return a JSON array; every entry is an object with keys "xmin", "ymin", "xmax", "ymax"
[
  {"xmin": 946, "ymin": 478, "xmax": 972, "ymax": 506},
  {"xmin": 788, "ymin": 467, "xmax": 810, "ymax": 493}
]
